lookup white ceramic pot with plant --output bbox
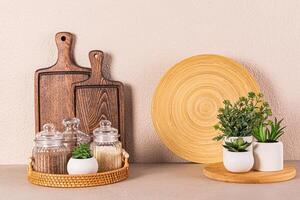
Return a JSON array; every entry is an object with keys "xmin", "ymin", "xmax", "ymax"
[
  {"xmin": 67, "ymin": 144, "xmax": 98, "ymax": 175},
  {"xmin": 213, "ymin": 92, "xmax": 272, "ymax": 151},
  {"xmin": 223, "ymin": 138, "xmax": 254, "ymax": 173},
  {"xmin": 253, "ymin": 118, "xmax": 285, "ymax": 171}
]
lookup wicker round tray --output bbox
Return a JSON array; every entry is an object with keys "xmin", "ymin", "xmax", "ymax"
[{"xmin": 28, "ymin": 151, "xmax": 129, "ymax": 188}]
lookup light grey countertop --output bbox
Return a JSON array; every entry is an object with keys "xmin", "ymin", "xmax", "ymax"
[{"xmin": 0, "ymin": 161, "xmax": 299, "ymax": 200}]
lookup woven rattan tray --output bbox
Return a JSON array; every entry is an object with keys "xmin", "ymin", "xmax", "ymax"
[{"xmin": 28, "ymin": 151, "xmax": 129, "ymax": 188}]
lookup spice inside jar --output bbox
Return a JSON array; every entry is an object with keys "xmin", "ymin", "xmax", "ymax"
[
  {"xmin": 32, "ymin": 123, "xmax": 70, "ymax": 174},
  {"xmin": 92, "ymin": 120, "xmax": 122, "ymax": 172}
]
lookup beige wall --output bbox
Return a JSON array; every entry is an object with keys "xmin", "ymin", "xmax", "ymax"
[{"xmin": 0, "ymin": 0, "xmax": 299, "ymax": 164}]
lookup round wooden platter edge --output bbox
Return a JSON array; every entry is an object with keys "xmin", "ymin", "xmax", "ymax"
[{"xmin": 202, "ymin": 162, "xmax": 297, "ymax": 184}]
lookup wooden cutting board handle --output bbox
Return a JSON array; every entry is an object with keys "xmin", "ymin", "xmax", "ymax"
[
  {"xmin": 83, "ymin": 50, "xmax": 111, "ymax": 85},
  {"xmin": 52, "ymin": 32, "xmax": 77, "ymax": 70}
]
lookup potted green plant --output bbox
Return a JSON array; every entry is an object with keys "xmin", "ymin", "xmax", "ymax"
[
  {"xmin": 223, "ymin": 138, "xmax": 254, "ymax": 172},
  {"xmin": 67, "ymin": 144, "xmax": 98, "ymax": 175},
  {"xmin": 213, "ymin": 92, "xmax": 272, "ymax": 147},
  {"xmin": 253, "ymin": 118, "xmax": 286, "ymax": 171}
]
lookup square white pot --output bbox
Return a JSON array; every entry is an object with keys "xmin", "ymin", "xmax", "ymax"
[{"xmin": 253, "ymin": 141, "xmax": 283, "ymax": 171}]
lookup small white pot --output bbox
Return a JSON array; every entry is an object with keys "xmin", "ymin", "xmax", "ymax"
[
  {"xmin": 253, "ymin": 141, "xmax": 283, "ymax": 171},
  {"xmin": 67, "ymin": 157, "xmax": 98, "ymax": 175},
  {"xmin": 224, "ymin": 136, "xmax": 253, "ymax": 151},
  {"xmin": 223, "ymin": 149, "xmax": 254, "ymax": 173}
]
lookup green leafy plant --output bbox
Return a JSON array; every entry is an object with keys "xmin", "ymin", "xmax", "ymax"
[
  {"xmin": 253, "ymin": 118, "xmax": 286, "ymax": 143},
  {"xmin": 72, "ymin": 144, "xmax": 92, "ymax": 159},
  {"xmin": 213, "ymin": 92, "xmax": 272, "ymax": 141},
  {"xmin": 223, "ymin": 138, "xmax": 252, "ymax": 152}
]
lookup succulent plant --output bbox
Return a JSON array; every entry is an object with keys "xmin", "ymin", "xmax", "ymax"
[
  {"xmin": 72, "ymin": 144, "xmax": 92, "ymax": 159},
  {"xmin": 253, "ymin": 118, "xmax": 286, "ymax": 143},
  {"xmin": 223, "ymin": 138, "xmax": 252, "ymax": 152},
  {"xmin": 213, "ymin": 92, "xmax": 272, "ymax": 141}
]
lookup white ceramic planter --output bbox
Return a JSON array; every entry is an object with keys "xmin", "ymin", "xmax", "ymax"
[
  {"xmin": 67, "ymin": 157, "xmax": 98, "ymax": 175},
  {"xmin": 253, "ymin": 141, "xmax": 283, "ymax": 171},
  {"xmin": 223, "ymin": 149, "xmax": 254, "ymax": 173}
]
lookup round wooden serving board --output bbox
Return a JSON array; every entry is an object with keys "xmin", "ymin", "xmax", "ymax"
[
  {"xmin": 203, "ymin": 162, "xmax": 296, "ymax": 183},
  {"xmin": 152, "ymin": 54, "xmax": 260, "ymax": 163}
]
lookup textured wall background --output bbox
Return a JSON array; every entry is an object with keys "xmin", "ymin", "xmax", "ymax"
[{"xmin": 0, "ymin": 0, "xmax": 299, "ymax": 164}]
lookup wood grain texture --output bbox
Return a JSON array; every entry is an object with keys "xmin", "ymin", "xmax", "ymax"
[
  {"xmin": 203, "ymin": 162, "xmax": 296, "ymax": 183},
  {"xmin": 152, "ymin": 55, "xmax": 260, "ymax": 163},
  {"xmin": 35, "ymin": 32, "xmax": 91, "ymax": 132},
  {"xmin": 73, "ymin": 50, "xmax": 126, "ymax": 148}
]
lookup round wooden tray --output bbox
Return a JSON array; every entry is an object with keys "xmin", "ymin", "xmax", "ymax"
[
  {"xmin": 28, "ymin": 152, "xmax": 129, "ymax": 188},
  {"xmin": 203, "ymin": 162, "xmax": 296, "ymax": 183},
  {"xmin": 152, "ymin": 54, "xmax": 260, "ymax": 163}
]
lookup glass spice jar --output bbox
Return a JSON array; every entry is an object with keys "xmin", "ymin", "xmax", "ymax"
[
  {"xmin": 32, "ymin": 124, "xmax": 69, "ymax": 174},
  {"xmin": 91, "ymin": 120, "xmax": 122, "ymax": 172}
]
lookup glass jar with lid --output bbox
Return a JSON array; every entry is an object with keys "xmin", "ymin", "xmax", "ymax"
[
  {"xmin": 62, "ymin": 118, "xmax": 90, "ymax": 153},
  {"xmin": 91, "ymin": 120, "xmax": 122, "ymax": 172},
  {"xmin": 32, "ymin": 124, "xmax": 69, "ymax": 174}
]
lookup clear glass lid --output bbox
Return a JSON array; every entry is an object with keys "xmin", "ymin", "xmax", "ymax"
[
  {"xmin": 62, "ymin": 118, "xmax": 79, "ymax": 140},
  {"xmin": 62, "ymin": 118, "xmax": 90, "ymax": 142},
  {"xmin": 34, "ymin": 124, "xmax": 63, "ymax": 146},
  {"xmin": 93, "ymin": 120, "xmax": 119, "ymax": 143}
]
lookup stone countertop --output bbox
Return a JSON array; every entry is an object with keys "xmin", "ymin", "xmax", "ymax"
[{"xmin": 0, "ymin": 161, "xmax": 299, "ymax": 200}]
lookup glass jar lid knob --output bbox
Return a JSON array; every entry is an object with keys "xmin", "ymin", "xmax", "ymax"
[
  {"xmin": 100, "ymin": 120, "xmax": 112, "ymax": 130},
  {"xmin": 43, "ymin": 123, "xmax": 55, "ymax": 133},
  {"xmin": 63, "ymin": 118, "xmax": 80, "ymax": 130}
]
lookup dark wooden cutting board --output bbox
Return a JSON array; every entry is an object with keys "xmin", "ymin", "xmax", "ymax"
[
  {"xmin": 35, "ymin": 32, "xmax": 91, "ymax": 132},
  {"xmin": 72, "ymin": 50, "xmax": 126, "ymax": 148}
]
